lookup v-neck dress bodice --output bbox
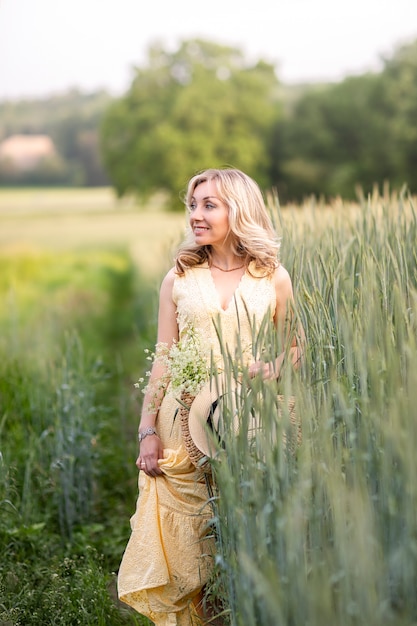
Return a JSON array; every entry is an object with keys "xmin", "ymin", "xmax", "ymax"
[
  {"xmin": 173, "ymin": 262, "xmax": 276, "ymax": 369},
  {"xmin": 118, "ymin": 262, "xmax": 276, "ymax": 625}
]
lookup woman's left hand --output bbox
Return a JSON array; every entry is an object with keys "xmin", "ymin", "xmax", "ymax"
[{"xmin": 248, "ymin": 360, "xmax": 277, "ymax": 380}]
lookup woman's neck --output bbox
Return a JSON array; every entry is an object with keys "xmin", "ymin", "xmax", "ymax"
[{"xmin": 209, "ymin": 253, "xmax": 244, "ymax": 272}]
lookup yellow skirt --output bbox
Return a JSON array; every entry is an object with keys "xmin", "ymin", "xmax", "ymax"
[{"xmin": 118, "ymin": 393, "xmax": 214, "ymax": 626}]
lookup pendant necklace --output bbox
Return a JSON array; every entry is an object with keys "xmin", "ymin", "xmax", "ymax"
[{"xmin": 210, "ymin": 263, "xmax": 244, "ymax": 272}]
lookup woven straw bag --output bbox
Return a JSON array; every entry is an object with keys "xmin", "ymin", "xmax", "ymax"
[
  {"xmin": 277, "ymin": 394, "xmax": 302, "ymax": 454},
  {"xmin": 179, "ymin": 390, "xmax": 211, "ymax": 470}
]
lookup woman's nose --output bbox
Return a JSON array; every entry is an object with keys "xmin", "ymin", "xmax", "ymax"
[{"xmin": 191, "ymin": 204, "xmax": 203, "ymax": 220}]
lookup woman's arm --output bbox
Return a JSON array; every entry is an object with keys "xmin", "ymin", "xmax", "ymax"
[
  {"xmin": 137, "ymin": 268, "xmax": 179, "ymax": 476},
  {"xmin": 249, "ymin": 265, "xmax": 305, "ymax": 379}
]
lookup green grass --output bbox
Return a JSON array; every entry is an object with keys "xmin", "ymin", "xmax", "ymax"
[
  {"xmin": 0, "ymin": 208, "xmax": 158, "ymax": 623},
  {"xmin": 0, "ymin": 187, "xmax": 416, "ymax": 624}
]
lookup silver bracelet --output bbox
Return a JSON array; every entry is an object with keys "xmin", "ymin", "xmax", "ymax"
[{"xmin": 138, "ymin": 427, "xmax": 158, "ymax": 443}]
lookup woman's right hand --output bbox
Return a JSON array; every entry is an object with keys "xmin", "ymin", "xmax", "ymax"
[{"xmin": 136, "ymin": 434, "xmax": 164, "ymax": 477}]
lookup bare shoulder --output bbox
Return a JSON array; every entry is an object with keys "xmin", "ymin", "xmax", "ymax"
[
  {"xmin": 159, "ymin": 267, "xmax": 176, "ymax": 294},
  {"xmin": 273, "ymin": 264, "xmax": 293, "ymax": 296},
  {"xmin": 272, "ymin": 265, "xmax": 295, "ymax": 326},
  {"xmin": 157, "ymin": 268, "xmax": 179, "ymax": 343}
]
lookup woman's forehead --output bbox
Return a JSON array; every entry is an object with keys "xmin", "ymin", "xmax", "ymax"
[{"xmin": 192, "ymin": 179, "xmax": 219, "ymax": 198}]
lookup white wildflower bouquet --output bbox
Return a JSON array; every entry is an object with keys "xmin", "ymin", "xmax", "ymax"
[
  {"xmin": 136, "ymin": 323, "xmax": 210, "ymax": 401},
  {"xmin": 136, "ymin": 324, "xmax": 213, "ymax": 468},
  {"xmin": 167, "ymin": 326, "xmax": 210, "ymax": 396}
]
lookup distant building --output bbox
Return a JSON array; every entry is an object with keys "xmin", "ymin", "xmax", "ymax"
[{"xmin": 0, "ymin": 134, "xmax": 56, "ymax": 170}]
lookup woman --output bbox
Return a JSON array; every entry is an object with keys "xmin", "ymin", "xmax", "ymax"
[{"xmin": 117, "ymin": 168, "xmax": 304, "ymax": 625}]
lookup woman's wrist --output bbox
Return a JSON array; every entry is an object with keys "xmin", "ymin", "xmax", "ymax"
[{"xmin": 138, "ymin": 426, "xmax": 159, "ymax": 443}]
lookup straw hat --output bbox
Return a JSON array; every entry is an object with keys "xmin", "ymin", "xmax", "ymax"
[
  {"xmin": 187, "ymin": 377, "xmax": 256, "ymax": 459},
  {"xmin": 185, "ymin": 377, "xmax": 300, "ymax": 463}
]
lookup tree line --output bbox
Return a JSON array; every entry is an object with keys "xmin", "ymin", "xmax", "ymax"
[
  {"xmin": 1, "ymin": 38, "xmax": 416, "ymax": 203},
  {"xmin": 0, "ymin": 89, "xmax": 112, "ymax": 187}
]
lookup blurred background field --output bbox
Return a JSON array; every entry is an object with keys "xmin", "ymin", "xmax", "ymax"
[{"xmin": 0, "ymin": 187, "xmax": 186, "ymax": 276}]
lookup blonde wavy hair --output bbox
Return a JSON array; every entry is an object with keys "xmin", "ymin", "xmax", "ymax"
[{"xmin": 175, "ymin": 168, "xmax": 280, "ymax": 276}]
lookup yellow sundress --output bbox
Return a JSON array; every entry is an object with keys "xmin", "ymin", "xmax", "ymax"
[{"xmin": 117, "ymin": 262, "xmax": 276, "ymax": 625}]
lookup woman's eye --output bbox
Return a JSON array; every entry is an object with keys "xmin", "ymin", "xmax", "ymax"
[{"xmin": 206, "ymin": 203, "xmax": 215, "ymax": 209}]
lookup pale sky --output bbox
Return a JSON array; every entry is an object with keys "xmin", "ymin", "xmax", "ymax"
[{"xmin": 0, "ymin": 0, "xmax": 416, "ymax": 100}]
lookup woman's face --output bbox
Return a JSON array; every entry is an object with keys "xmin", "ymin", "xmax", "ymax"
[{"xmin": 189, "ymin": 180, "xmax": 230, "ymax": 247}]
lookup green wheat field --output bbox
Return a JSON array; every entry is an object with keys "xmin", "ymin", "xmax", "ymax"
[{"xmin": 1, "ymin": 187, "xmax": 416, "ymax": 625}]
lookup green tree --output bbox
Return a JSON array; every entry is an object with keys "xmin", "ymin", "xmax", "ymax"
[
  {"xmin": 272, "ymin": 74, "xmax": 398, "ymax": 199},
  {"xmin": 380, "ymin": 39, "xmax": 417, "ymax": 189},
  {"xmin": 100, "ymin": 39, "xmax": 282, "ymax": 206},
  {"xmin": 272, "ymin": 38, "xmax": 417, "ymax": 201}
]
